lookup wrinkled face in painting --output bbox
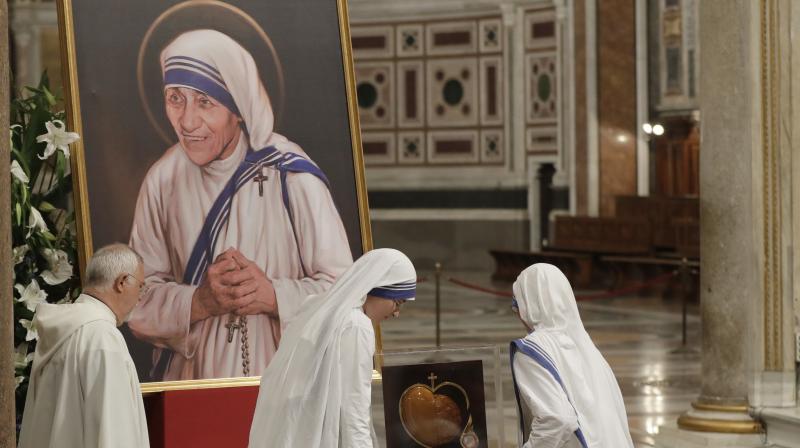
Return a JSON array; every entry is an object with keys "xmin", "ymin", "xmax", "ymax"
[{"xmin": 164, "ymin": 86, "xmax": 242, "ymax": 166}]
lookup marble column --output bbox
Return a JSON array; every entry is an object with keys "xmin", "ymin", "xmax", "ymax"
[
  {"xmin": 656, "ymin": 0, "xmax": 797, "ymax": 446},
  {"xmin": 0, "ymin": 2, "xmax": 16, "ymax": 447},
  {"xmin": 692, "ymin": 0, "xmax": 757, "ymax": 412}
]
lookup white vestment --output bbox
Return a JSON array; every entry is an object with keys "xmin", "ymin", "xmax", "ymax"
[
  {"xmin": 127, "ymin": 30, "xmax": 353, "ymax": 380},
  {"xmin": 510, "ymin": 264, "xmax": 634, "ymax": 448},
  {"xmin": 249, "ymin": 248, "xmax": 417, "ymax": 448},
  {"xmin": 18, "ymin": 295, "xmax": 150, "ymax": 448}
]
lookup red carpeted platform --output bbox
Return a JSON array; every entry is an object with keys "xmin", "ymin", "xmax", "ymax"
[{"xmin": 144, "ymin": 385, "xmax": 260, "ymax": 448}]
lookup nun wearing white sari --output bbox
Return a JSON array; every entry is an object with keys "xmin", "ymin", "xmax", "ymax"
[
  {"xmin": 509, "ymin": 264, "xmax": 633, "ymax": 448},
  {"xmin": 248, "ymin": 248, "xmax": 416, "ymax": 448},
  {"xmin": 127, "ymin": 29, "xmax": 353, "ymax": 381}
]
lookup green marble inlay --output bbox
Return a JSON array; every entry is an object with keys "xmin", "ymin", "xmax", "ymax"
[
  {"xmin": 357, "ymin": 82, "xmax": 378, "ymax": 109},
  {"xmin": 537, "ymin": 75, "xmax": 551, "ymax": 102},
  {"xmin": 443, "ymin": 79, "xmax": 464, "ymax": 105}
]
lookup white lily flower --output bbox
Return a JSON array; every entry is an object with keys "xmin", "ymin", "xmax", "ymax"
[
  {"xmin": 13, "ymin": 244, "xmax": 29, "ymax": 265},
  {"xmin": 15, "ymin": 279, "xmax": 47, "ymax": 312},
  {"xmin": 10, "ymin": 160, "xmax": 29, "ymax": 184},
  {"xmin": 27, "ymin": 206, "xmax": 48, "ymax": 238},
  {"xmin": 41, "ymin": 248, "xmax": 73, "ymax": 285},
  {"xmin": 36, "ymin": 120, "xmax": 79, "ymax": 160},
  {"xmin": 19, "ymin": 318, "xmax": 38, "ymax": 341},
  {"xmin": 15, "ymin": 376, "xmax": 25, "ymax": 390},
  {"xmin": 14, "ymin": 343, "xmax": 33, "ymax": 370}
]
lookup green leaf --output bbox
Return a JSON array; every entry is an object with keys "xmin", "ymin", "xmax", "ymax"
[
  {"xmin": 40, "ymin": 71, "xmax": 51, "ymax": 91},
  {"xmin": 56, "ymin": 153, "xmax": 66, "ymax": 183},
  {"xmin": 14, "ymin": 203, "xmax": 22, "ymax": 227},
  {"xmin": 38, "ymin": 201, "xmax": 55, "ymax": 213},
  {"xmin": 42, "ymin": 86, "xmax": 57, "ymax": 107},
  {"xmin": 41, "ymin": 231, "xmax": 57, "ymax": 241}
]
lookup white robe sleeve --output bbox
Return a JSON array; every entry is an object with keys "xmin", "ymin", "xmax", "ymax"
[
  {"xmin": 80, "ymin": 325, "xmax": 150, "ymax": 448},
  {"xmin": 513, "ymin": 355, "xmax": 580, "ymax": 448},
  {"xmin": 273, "ymin": 173, "xmax": 354, "ymax": 327},
  {"xmin": 338, "ymin": 320, "xmax": 375, "ymax": 447},
  {"xmin": 128, "ymin": 173, "xmax": 199, "ymax": 357}
]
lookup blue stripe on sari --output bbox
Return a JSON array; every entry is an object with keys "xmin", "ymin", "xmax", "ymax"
[
  {"xmin": 368, "ymin": 283, "xmax": 416, "ymax": 300},
  {"xmin": 510, "ymin": 338, "xmax": 589, "ymax": 448},
  {"xmin": 154, "ymin": 146, "xmax": 332, "ymax": 381},
  {"xmin": 164, "ymin": 61, "xmax": 227, "ymax": 88},
  {"xmin": 276, "ymin": 155, "xmax": 330, "ymax": 278},
  {"xmin": 164, "ymin": 68, "xmax": 240, "ymax": 117},
  {"xmin": 165, "ymin": 55, "xmax": 224, "ymax": 78},
  {"xmin": 182, "ymin": 146, "xmax": 328, "ymax": 286}
]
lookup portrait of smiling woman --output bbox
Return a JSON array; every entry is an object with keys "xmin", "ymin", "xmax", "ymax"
[
  {"xmin": 58, "ymin": 0, "xmax": 370, "ymax": 386},
  {"xmin": 126, "ymin": 28, "xmax": 354, "ymax": 383}
]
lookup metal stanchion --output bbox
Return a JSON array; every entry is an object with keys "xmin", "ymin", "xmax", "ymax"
[
  {"xmin": 422, "ymin": 263, "xmax": 447, "ymax": 363},
  {"xmin": 671, "ymin": 258, "xmax": 697, "ymax": 354},
  {"xmin": 435, "ymin": 262, "xmax": 442, "ymax": 348}
]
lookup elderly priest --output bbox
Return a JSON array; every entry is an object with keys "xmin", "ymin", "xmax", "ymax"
[{"xmin": 18, "ymin": 244, "xmax": 150, "ymax": 448}]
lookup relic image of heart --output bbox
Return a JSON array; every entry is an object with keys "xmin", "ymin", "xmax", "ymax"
[
  {"xmin": 382, "ymin": 360, "xmax": 487, "ymax": 448},
  {"xmin": 399, "ymin": 374, "xmax": 473, "ymax": 447}
]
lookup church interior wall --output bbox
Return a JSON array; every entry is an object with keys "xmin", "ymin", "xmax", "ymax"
[
  {"xmin": 372, "ymin": 217, "xmax": 529, "ymax": 272},
  {"xmin": 350, "ymin": 0, "xmax": 566, "ymax": 266}
]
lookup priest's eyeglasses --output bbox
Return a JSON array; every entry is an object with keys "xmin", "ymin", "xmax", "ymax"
[{"xmin": 124, "ymin": 274, "xmax": 145, "ymax": 291}]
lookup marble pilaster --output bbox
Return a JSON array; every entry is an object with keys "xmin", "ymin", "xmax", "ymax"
[
  {"xmin": 0, "ymin": 1, "xmax": 16, "ymax": 446},
  {"xmin": 596, "ymin": 0, "xmax": 637, "ymax": 217}
]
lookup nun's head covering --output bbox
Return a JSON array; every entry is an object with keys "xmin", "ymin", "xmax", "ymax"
[
  {"xmin": 511, "ymin": 264, "xmax": 634, "ymax": 447},
  {"xmin": 512, "ymin": 263, "xmax": 582, "ymax": 334},
  {"xmin": 160, "ymin": 29, "xmax": 300, "ymax": 154}
]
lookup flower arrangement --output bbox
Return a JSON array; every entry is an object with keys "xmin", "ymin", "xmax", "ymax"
[{"xmin": 10, "ymin": 74, "xmax": 82, "ymax": 428}]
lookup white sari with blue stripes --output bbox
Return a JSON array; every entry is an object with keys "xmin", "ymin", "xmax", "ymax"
[
  {"xmin": 128, "ymin": 136, "xmax": 353, "ymax": 381},
  {"xmin": 127, "ymin": 29, "xmax": 354, "ymax": 381},
  {"xmin": 249, "ymin": 249, "xmax": 416, "ymax": 448},
  {"xmin": 509, "ymin": 264, "xmax": 634, "ymax": 448}
]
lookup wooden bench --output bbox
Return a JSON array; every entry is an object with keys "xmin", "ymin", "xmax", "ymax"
[
  {"xmin": 488, "ymin": 249, "xmax": 594, "ymax": 287},
  {"xmin": 551, "ymin": 216, "xmax": 652, "ymax": 254},
  {"xmin": 599, "ymin": 255, "xmax": 699, "ymax": 300},
  {"xmin": 615, "ymin": 195, "xmax": 699, "ymax": 250}
]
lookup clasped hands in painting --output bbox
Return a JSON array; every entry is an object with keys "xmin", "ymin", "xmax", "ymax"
[{"xmin": 190, "ymin": 247, "xmax": 277, "ymax": 323}]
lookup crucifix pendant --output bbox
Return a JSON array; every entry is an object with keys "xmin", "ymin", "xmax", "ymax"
[
  {"xmin": 253, "ymin": 165, "xmax": 269, "ymax": 197},
  {"xmin": 225, "ymin": 315, "xmax": 241, "ymax": 343}
]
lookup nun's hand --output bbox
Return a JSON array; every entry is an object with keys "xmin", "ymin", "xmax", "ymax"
[
  {"xmin": 226, "ymin": 250, "xmax": 278, "ymax": 317},
  {"xmin": 190, "ymin": 249, "xmax": 242, "ymax": 323}
]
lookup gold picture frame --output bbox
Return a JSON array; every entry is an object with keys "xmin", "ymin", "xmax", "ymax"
[{"xmin": 56, "ymin": 0, "xmax": 377, "ymax": 392}]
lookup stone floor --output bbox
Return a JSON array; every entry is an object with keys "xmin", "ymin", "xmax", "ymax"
[{"xmin": 373, "ymin": 270, "xmax": 701, "ymax": 448}]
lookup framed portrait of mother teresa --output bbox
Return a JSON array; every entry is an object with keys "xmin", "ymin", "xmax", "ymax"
[{"xmin": 56, "ymin": 0, "xmax": 373, "ymax": 390}]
